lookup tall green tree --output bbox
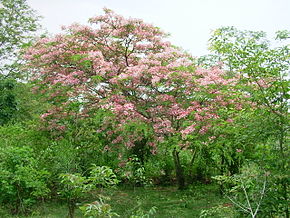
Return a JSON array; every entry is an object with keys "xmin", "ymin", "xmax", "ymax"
[
  {"xmin": 208, "ymin": 26, "xmax": 289, "ymax": 217},
  {"xmin": 0, "ymin": 0, "xmax": 40, "ymax": 125},
  {"xmin": 0, "ymin": 77, "xmax": 17, "ymax": 125},
  {"xmin": 0, "ymin": 0, "xmax": 39, "ymax": 76}
]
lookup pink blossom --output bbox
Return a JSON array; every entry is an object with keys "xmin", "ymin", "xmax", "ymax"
[
  {"xmin": 199, "ymin": 125, "xmax": 210, "ymax": 135},
  {"xmin": 181, "ymin": 124, "xmax": 196, "ymax": 136},
  {"xmin": 151, "ymin": 76, "xmax": 161, "ymax": 84},
  {"xmin": 40, "ymin": 112, "xmax": 52, "ymax": 120}
]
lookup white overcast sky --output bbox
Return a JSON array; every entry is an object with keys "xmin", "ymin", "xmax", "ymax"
[{"xmin": 27, "ymin": 0, "xmax": 290, "ymax": 56}]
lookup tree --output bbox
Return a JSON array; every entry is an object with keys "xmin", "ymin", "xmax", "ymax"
[
  {"xmin": 208, "ymin": 26, "xmax": 289, "ymax": 217},
  {"xmin": 0, "ymin": 0, "xmax": 40, "ymax": 125},
  {"xmin": 0, "ymin": 0, "xmax": 39, "ymax": 76},
  {"xmin": 25, "ymin": 9, "xmax": 242, "ymax": 189},
  {"xmin": 0, "ymin": 76, "xmax": 17, "ymax": 125}
]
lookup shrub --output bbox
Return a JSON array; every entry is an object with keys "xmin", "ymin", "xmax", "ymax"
[{"xmin": 0, "ymin": 145, "xmax": 50, "ymax": 214}]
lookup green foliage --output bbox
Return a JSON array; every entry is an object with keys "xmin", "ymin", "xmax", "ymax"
[
  {"xmin": 0, "ymin": 77, "xmax": 17, "ymax": 125},
  {"xmin": 89, "ymin": 165, "xmax": 119, "ymax": 188},
  {"xmin": 209, "ymin": 26, "xmax": 269, "ymax": 72},
  {"xmin": 0, "ymin": 145, "xmax": 50, "ymax": 214},
  {"xmin": 209, "ymin": 26, "xmax": 290, "ymax": 115},
  {"xmin": 200, "ymin": 205, "xmax": 236, "ymax": 217},
  {"xmin": 276, "ymin": 30, "xmax": 290, "ymax": 40},
  {"xmin": 197, "ymin": 54, "xmax": 222, "ymax": 68},
  {"xmin": 0, "ymin": 78, "xmax": 47, "ymax": 125},
  {"xmin": 59, "ymin": 173, "xmax": 89, "ymax": 201},
  {"xmin": 59, "ymin": 165, "xmax": 118, "ymax": 218},
  {"xmin": 80, "ymin": 195, "xmax": 119, "ymax": 218},
  {"xmin": 59, "ymin": 173, "xmax": 89, "ymax": 218},
  {"xmin": 39, "ymin": 111, "xmax": 116, "ymax": 178},
  {"xmin": 46, "ymin": 139, "xmax": 81, "ymax": 175},
  {"xmin": 254, "ymin": 141, "xmax": 290, "ymax": 217},
  {"xmin": 120, "ymin": 155, "xmax": 152, "ymax": 187},
  {"xmin": 209, "ymin": 26, "xmax": 289, "ymax": 217},
  {"xmin": 143, "ymin": 153, "xmax": 175, "ymax": 185},
  {"xmin": 130, "ymin": 205, "xmax": 157, "ymax": 218},
  {"xmin": 61, "ymin": 110, "xmax": 116, "ymax": 168},
  {"xmin": 0, "ymin": 0, "xmax": 40, "ymax": 76},
  {"xmin": 213, "ymin": 163, "xmax": 268, "ymax": 217}
]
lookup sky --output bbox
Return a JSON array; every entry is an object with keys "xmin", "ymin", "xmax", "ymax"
[{"xmin": 27, "ymin": 0, "xmax": 290, "ymax": 57}]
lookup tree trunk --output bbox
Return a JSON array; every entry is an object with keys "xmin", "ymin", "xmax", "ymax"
[
  {"xmin": 68, "ymin": 200, "xmax": 75, "ymax": 218},
  {"xmin": 278, "ymin": 123, "xmax": 289, "ymax": 218},
  {"xmin": 172, "ymin": 148, "xmax": 185, "ymax": 190},
  {"xmin": 219, "ymin": 154, "xmax": 225, "ymax": 195},
  {"xmin": 188, "ymin": 149, "xmax": 197, "ymax": 183}
]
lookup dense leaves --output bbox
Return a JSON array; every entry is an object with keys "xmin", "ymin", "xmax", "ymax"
[
  {"xmin": 0, "ymin": 145, "xmax": 49, "ymax": 214},
  {"xmin": 0, "ymin": 77, "xmax": 17, "ymax": 125},
  {"xmin": 0, "ymin": 0, "xmax": 39, "ymax": 75}
]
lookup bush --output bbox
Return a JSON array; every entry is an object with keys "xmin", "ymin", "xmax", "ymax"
[
  {"xmin": 80, "ymin": 195, "xmax": 119, "ymax": 218},
  {"xmin": 213, "ymin": 162, "xmax": 268, "ymax": 217},
  {"xmin": 59, "ymin": 165, "xmax": 119, "ymax": 218},
  {"xmin": 0, "ymin": 145, "xmax": 50, "ymax": 214}
]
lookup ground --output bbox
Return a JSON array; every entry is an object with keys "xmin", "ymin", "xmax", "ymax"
[{"xmin": 2, "ymin": 183, "xmax": 234, "ymax": 218}]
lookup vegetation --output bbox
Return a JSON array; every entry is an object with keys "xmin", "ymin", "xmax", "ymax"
[
  {"xmin": 0, "ymin": 2, "xmax": 289, "ymax": 218},
  {"xmin": 0, "ymin": 184, "xmax": 229, "ymax": 218}
]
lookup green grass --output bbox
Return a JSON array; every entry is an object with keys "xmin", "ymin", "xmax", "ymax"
[
  {"xmin": 0, "ymin": 203, "xmax": 82, "ymax": 218},
  {"xmin": 2, "ymin": 184, "xmax": 231, "ymax": 218},
  {"xmin": 107, "ymin": 184, "xmax": 229, "ymax": 218}
]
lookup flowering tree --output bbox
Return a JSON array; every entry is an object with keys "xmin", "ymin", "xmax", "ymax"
[{"xmin": 25, "ymin": 9, "xmax": 242, "ymax": 189}]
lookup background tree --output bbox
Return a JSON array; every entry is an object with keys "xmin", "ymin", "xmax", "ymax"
[
  {"xmin": 0, "ymin": 0, "xmax": 39, "ymax": 76},
  {"xmin": 0, "ymin": 0, "xmax": 40, "ymax": 126},
  {"xmin": 208, "ymin": 26, "xmax": 290, "ymax": 217},
  {"xmin": 0, "ymin": 77, "xmax": 17, "ymax": 125}
]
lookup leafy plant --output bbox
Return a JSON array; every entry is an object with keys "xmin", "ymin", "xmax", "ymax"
[
  {"xmin": 213, "ymin": 163, "xmax": 268, "ymax": 218},
  {"xmin": 200, "ymin": 205, "xmax": 236, "ymax": 217},
  {"xmin": 0, "ymin": 145, "xmax": 50, "ymax": 214},
  {"xmin": 80, "ymin": 195, "xmax": 119, "ymax": 218},
  {"xmin": 122, "ymin": 155, "xmax": 152, "ymax": 187},
  {"xmin": 89, "ymin": 165, "xmax": 119, "ymax": 188},
  {"xmin": 59, "ymin": 173, "xmax": 88, "ymax": 218},
  {"xmin": 59, "ymin": 165, "xmax": 119, "ymax": 218},
  {"xmin": 130, "ymin": 204, "xmax": 157, "ymax": 218}
]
